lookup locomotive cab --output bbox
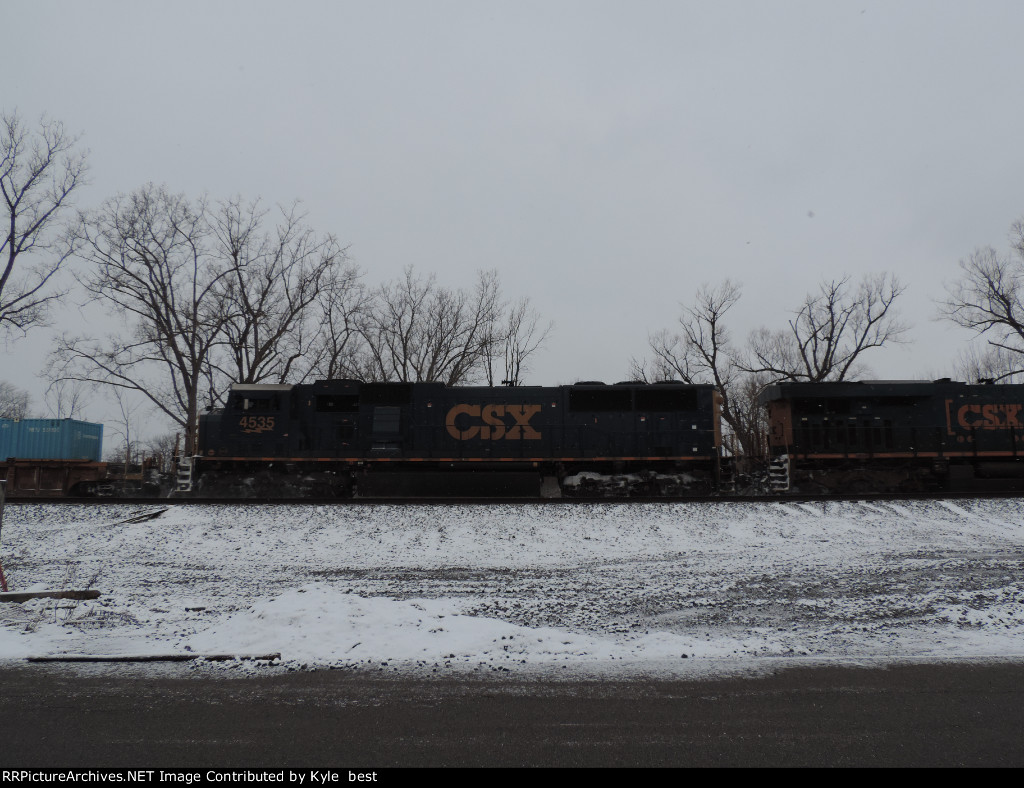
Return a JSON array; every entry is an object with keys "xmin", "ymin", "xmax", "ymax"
[{"xmin": 206, "ymin": 384, "xmax": 295, "ymax": 458}]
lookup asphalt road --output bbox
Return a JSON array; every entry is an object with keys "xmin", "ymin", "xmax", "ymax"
[{"xmin": 2, "ymin": 660, "xmax": 1024, "ymax": 767}]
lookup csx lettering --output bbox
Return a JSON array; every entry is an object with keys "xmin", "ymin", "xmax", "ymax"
[
  {"xmin": 955, "ymin": 403, "xmax": 1023, "ymax": 430},
  {"xmin": 239, "ymin": 415, "xmax": 276, "ymax": 433},
  {"xmin": 445, "ymin": 404, "xmax": 542, "ymax": 440}
]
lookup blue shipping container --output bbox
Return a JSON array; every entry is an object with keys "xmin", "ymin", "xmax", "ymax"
[{"xmin": 0, "ymin": 419, "xmax": 104, "ymax": 462}]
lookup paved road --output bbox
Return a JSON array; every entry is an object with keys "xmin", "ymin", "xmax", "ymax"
[{"xmin": 2, "ymin": 660, "xmax": 1024, "ymax": 767}]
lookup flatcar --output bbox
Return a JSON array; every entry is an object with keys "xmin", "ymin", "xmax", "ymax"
[
  {"xmin": 1, "ymin": 418, "xmax": 105, "ymax": 497},
  {"xmin": 189, "ymin": 379, "xmax": 725, "ymax": 497},
  {"xmin": 759, "ymin": 379, "xmax": 1024, "ymax": 493},
  {"xmin": 0, "ymin": 418, "xmax": 166, "ymax": 497}
]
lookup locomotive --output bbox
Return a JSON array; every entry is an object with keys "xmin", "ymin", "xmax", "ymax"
[
  {"xmin": 189, "ymin": 378, "xmax": 725, "ymax": 497},
  {"xmin": 759, "ymin": 379, "xmax": 1024, "ymax": 493}
]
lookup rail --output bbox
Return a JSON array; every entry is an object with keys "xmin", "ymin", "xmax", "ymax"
[{"xmin": 3, "ymin": 490, "xmax": 1024, "ymax": 506}]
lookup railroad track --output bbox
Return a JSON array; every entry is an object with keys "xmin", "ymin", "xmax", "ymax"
[{"xmin": 6, "ymin": 491, "xmax": 1024, "ymax": 506}]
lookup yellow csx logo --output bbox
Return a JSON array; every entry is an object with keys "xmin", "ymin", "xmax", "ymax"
[{"xmin": 445, "ymin": 404, "xmax": 542, "ymax": 440}]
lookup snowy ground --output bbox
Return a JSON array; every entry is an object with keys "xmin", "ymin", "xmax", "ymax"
[{"xmin": 1, "ymin": 499, "xmax": 1023, "ymax": 678}]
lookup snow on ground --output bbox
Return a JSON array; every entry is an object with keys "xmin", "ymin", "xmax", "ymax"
[{"xmin": 1, "ymin": 499, "xmax": 1022, "ymax": 677}]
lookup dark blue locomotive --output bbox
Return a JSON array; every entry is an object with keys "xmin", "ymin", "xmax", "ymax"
[
  {"xmin": 193, "ymin": 379, "xmax": 724, "ymax": 497},
  {"xmin": 189, "ymin": 377, "xmax": 1024, "ymax": 497},
  {"xmin": 759, "ymin": 380, "xmax": 1024, "ymax": 492}
]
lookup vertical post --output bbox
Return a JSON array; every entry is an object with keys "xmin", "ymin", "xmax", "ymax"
[{"xmin": 0, "ymin": 479, "xmax": 8, "ymax": 591}]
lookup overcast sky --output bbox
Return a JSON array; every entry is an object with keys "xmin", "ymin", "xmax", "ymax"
[{"xmin": 3, "ymin": 0, "xmax": 1024, "ymax": 435}]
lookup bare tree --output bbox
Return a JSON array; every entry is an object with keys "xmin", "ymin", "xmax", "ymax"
[
  {"xmin": 648, "ymin": 280, "xmax": 742, "ymax": 386},
  {"xmin": 484, "ymin": 296, "xmax": 553, "ymax": 386},
  {"xmin": 940, "ymin": 221, "xmax": 1024, "ymax": 374},
  {"xmin": 951, "ymin": 343, "xmax": 1024, "ymax": 384},
  {"xmin": 0, "ymin": 380, "xmax": 30, "ymax": 419},
  {"xmin": 631, "ymin": 280, "xmax": 767, "ymax": 458},
  {"xmin": 50, "ymin": 185, "xmax": 233, "ymax": 454},
  {"xmin": 746, "ymin": 273, "xmax": 909, "ymax": 382},
  {"xmin": 42, "ymin": 378, "xmax": 90, "ymax": 419},
  {"xmin": 626, "ymin": 350, "xmax": 677, "ymax": 385},
  {"xmin": 306, "ymin": 263, "xmax": 370, "ymax": 380},
  {"xmin": 357, "ymin": 266, "xmax": 504, "ymax": 385},
  {"xmin": 104, "ymin": 389, "xmax": 144, "ymax": 474},
  {"xmin": 144, "ymin": 431, "xmax": 180, "ymax": 474},
  {"xmin": 723, "ymin": 370, "xmax": 772, "ymax": 462},
  {"xmin": 1, "ymin": 110, "xmax": 88, "ymax": 338},
  {"xmin": 210, "ymin": 198, "xmax": 360, "ymax": 387}
]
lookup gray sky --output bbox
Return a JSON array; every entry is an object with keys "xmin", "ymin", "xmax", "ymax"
[{"xmin": 3, "ymin": 0, "xmax": 1024, "ymax": 435}]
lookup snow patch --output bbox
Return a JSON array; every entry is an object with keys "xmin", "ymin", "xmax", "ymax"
[{"xmin": 1, "ymin": 499, "xmax": 1022, "ymax": 675}]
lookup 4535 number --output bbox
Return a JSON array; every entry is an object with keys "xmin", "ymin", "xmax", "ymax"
[{"xmin": 239, "ymin": 416, "xmax": 275, "ymax": 433}]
